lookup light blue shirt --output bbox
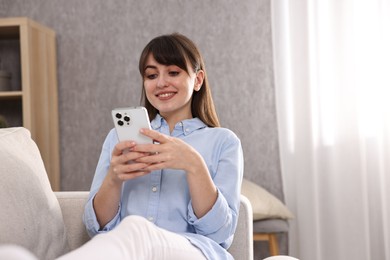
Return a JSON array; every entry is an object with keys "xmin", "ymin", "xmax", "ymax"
[{"xmin": 83, "ymin": 114, "xmax": 244, "ymax": 260}]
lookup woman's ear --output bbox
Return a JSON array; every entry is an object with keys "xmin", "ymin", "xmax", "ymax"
[{"xmin": 194, "ymin": 70, "xmax": 205, "ymax": 91}]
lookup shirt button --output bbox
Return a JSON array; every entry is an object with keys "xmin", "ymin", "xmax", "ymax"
[
  {"xmin": 185, "ymin": 128, "xmax": 189, "ymax": 132},
  {"xmin": 152, "ymin": 186, "xmax": 157, "ymax": 192},
  {"xmin": 148, "ymin": 217, "xmax": 154, "ymax": 221}
]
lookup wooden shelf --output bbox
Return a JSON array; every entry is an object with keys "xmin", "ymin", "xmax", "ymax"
[
  {"xmin": 0, "ymin": 17, "xmax": 60, "ymax": 191},
  {"xmin": 0, "ymin": 91, "xmax": 23, "ymax": 99}
]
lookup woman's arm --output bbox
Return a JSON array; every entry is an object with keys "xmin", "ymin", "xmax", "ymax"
[
  {"xmin": 182, "ymin": 148, "xmax": 218, "ymax": 218},
  {"xmin": 133, "ymin": 128, "xmax": 233, "ymax": 219},
  {"xmin": 92, "ymin": 140, "xmax": 152, "ymax": 228},
  {"xmin": 132, "ymin": 128, "xmax": 243, "ymax": 246}
]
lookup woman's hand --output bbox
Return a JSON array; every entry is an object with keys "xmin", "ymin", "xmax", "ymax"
[
  {"xmin": 93, "ymin": 140, "xmax": 153, "ymax": 228},
  {"xmin": 108, "ymin": 140, "xmax": 152, "ymax": 184},
  {"xmin": 132, "ymin": 128, "xmax": 201, "ymax": 173},
  {"xmin": 133, "ymin": 128, "xmax": 218, "ymax": 218}
]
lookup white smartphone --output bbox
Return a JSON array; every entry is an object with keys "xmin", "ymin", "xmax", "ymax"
[{"xmin": 111, "ymin": 106, "xmax": 153, "ymax": 144}]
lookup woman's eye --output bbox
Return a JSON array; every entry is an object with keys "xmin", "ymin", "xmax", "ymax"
[
  {"xmin": 169, "ymin": 71, "xmax": 179, "ymax": 76},
  {"xmin": 145, "ymin": 74, "xmax": 157, "ymax": 80}
]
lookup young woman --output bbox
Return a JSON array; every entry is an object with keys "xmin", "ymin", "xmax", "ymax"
[{"xmin": 60, "ymin": 33, "xmax": 243, "ymax": 260}]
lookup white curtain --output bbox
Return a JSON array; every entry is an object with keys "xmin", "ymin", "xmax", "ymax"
[{"xmin": 271, "ymin": 0, "xmax": 390, "ymax": 259}]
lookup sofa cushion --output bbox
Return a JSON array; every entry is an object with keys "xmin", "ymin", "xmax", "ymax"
[
  {"xmin": 0, "ymin": 127, "xmax": 68, "ymax": 260},
  {"xmin": 253, "ymin": 218, "xmax": 289, "ymax": 233},
  {"xmin": 241, "ymin": 178, "xmax": 294, "ymax": 220}
]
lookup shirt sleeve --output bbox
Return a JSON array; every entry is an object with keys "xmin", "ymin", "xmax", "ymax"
[
  {"xmin": 187, "ymin": 130, "xmax": 244, "ymax": 248},
  {"xmin": 83, "ymin": 193, "xmax": 122, "ymax": 237},
  {"xmin": 82, "ymin": 129, "xmax": 122, "ymax": 237}
]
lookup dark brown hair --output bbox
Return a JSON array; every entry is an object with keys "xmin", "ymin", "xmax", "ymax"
[{"xmin": 138, "ymin": 33, "xmax": 220, "ymax": 127}]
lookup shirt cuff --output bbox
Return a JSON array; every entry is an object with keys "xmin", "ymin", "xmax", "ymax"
[
  {"xmin": 187, "ymin": 189, "xmax": 230, "ymax": 235},
  {"xmin": 83, "ymin": 194, "xmax": 121, "ymax": 237}
]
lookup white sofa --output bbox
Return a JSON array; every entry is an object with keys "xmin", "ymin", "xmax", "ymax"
[{"xmin": 0, "ymin": 127, "xmax": 253, "ymax": 260}]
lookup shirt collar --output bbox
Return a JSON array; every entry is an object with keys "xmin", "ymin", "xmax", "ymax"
[{"xmin": 151, "ymin": 114, "xmax": 207, "ymax": 136}]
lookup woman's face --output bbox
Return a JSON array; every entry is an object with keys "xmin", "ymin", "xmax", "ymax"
[{"xmin": 143, "ymin": 54, "xmax": 204, "ymax": 121}]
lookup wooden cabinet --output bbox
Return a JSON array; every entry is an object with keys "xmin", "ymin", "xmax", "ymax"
[{"xmin": 0, "ymin": 17, "xmax": 60, "ymax": 191}]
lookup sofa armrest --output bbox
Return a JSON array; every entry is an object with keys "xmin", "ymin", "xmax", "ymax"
[
  {"xmin": 55, "ymin": 192, "xmax": 90, "ymax": 252},
  {"xmin": 228, "ymin": 195, "xmax": 254, "ymax": 260}
]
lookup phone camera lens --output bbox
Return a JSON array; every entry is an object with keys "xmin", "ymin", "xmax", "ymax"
[
  {"xmin": 117, "ymin": 120, "xmax": 124, "ymax": 126},
  {"xmin": 124, "ymin": 116, "xmax": 130, "ymax": 122},
  {"xmin": 115, "ymin": 113, "xmax": 122, "ymax": 119}
]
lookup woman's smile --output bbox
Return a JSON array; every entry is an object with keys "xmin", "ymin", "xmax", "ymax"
[{"xmin": 156, "ymin": 91, "xmax": 176, "ymax": 100}]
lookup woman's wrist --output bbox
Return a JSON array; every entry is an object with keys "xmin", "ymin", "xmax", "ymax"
[{"xmin": 185, "ymin": 150, "xmax": 207, "ymax": 176}]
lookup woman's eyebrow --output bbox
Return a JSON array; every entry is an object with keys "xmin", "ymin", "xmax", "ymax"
[{"xmin": 144, "ymin": 65, "xmax": 157, "ymax": 71}]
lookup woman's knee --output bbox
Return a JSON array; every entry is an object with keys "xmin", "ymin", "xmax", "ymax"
[
  {"xmin": 120, "ymin": 215, "xmax": 150, "ymax": 227},
  {"xmin": 117, "ymin": 215, "xmax": 154, "ymax": 235}
]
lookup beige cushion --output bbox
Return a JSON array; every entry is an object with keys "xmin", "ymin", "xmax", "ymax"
[
  {"xmin": 241, "ymin": 178, "xmax": 294, "ymax": 220},
  {"xmin": 0, "ymin": 127, "xmax": 68, "ymax": 260}
]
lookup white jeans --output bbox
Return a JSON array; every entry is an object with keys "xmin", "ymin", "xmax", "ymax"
[{"xmin": 57, "ymin": 215, "xmax": 206, "ymax": 260}]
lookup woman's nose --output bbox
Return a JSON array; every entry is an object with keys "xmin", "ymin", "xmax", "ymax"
[{"xmin": 157, "ymin": 74, "xmax": 167, "ymax": 88}]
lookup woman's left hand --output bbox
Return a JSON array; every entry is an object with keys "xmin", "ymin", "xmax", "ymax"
[
  {"xmin": 135, "ymin": 128, "xmax": 218, "ymax": 218},
  {"xmin": 132, "ymin": 128, "xmax": 202, "ymax": 173}
]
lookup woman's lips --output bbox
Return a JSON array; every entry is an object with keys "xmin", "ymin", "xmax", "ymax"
[{"xmin": 156, "ymin": 92, "xmax": 176, "ymax": 100}]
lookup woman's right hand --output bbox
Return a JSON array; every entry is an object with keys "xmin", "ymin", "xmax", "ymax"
[
  {"xmin": 93, "ymin": 140, "xmax": 152, "ymax": 228},
  {"xmin": 108, "ymin": 140, "xmax": 152, "ymax": 184}
]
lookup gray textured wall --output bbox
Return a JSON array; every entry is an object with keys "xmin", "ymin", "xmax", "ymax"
[{"xmin": 2, "ymin": 0, "xmax": 285, "ymax": 256}]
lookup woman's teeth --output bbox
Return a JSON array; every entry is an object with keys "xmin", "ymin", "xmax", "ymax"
[{"xmin": 158, "ymin": 93, "xmax": 174, "ymax": 98}]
